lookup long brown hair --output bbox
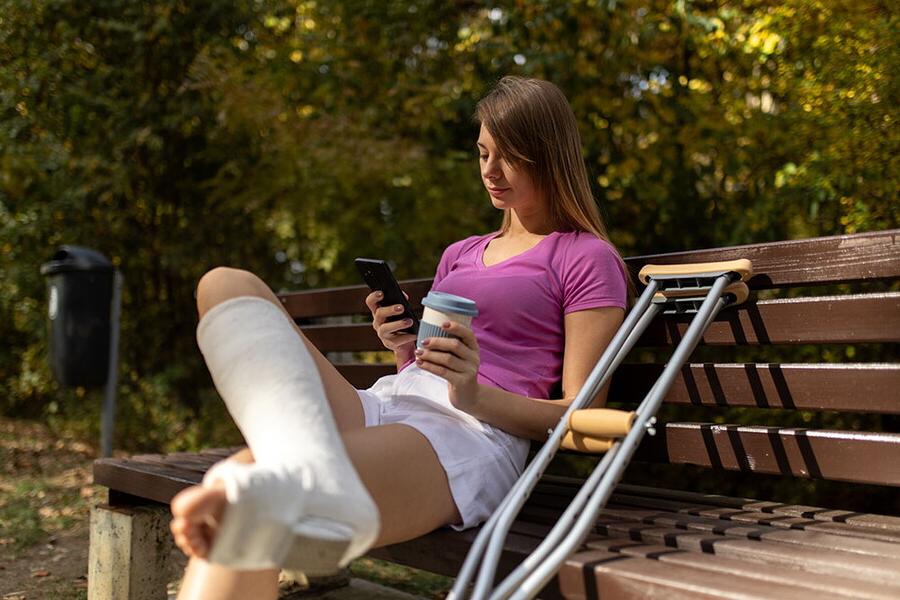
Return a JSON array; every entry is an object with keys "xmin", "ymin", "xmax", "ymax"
[{"xmin": 475, "ymin": 76, "xmax": 634, "ymax": 297}]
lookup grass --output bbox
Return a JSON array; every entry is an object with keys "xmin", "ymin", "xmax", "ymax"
[
  {"xmin": 0, "ymin": 417, "xmax": 100, "ymax": 599},
  {"xmin": 350, "ymin": 557, "xmax": 454, "ymax": 599}
]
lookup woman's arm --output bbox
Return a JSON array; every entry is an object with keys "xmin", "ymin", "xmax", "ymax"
[{"xmin": 415, "ymin": 306, "xmax": 624, "ymax": 441}]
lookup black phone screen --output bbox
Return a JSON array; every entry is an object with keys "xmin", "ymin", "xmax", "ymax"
[{"xmin": 354, "ymin": 258, "xmax": 419, "ymax": 335}]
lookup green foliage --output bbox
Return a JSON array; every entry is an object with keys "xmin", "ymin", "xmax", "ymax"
[{"xmin": 0, "ymin": 0, "xmax": 896, "ymax": 463}]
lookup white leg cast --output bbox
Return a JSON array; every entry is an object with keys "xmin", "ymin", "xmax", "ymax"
[{"xmin": 196, "ymin": 296, "xmax": 379, "ymax": 572}]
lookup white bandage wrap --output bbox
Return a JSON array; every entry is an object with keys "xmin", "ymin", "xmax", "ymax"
[{"xmin": 196, "ymin": 296, "xmax": 379, "ymax": 571}]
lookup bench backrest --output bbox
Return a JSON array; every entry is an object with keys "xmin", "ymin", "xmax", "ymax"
[{"xmin": 277, "ymin": 229, "xmax": 900, "ymax": 492}]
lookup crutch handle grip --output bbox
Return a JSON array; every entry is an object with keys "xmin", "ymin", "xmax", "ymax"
[
  {"xmin": 653, "ymin": 281, "xmax": 750, "ymax": 305},
  {"xmin": 560, "ymin": 431, "xmax": 614, "ymax": 453},
  {"xmin": 568, "ymin": 408, "xmax": 635, "ymax": 437},
  {"xmin": 639, "ymin": 259, "xmax": 753, "ymax": 284}
]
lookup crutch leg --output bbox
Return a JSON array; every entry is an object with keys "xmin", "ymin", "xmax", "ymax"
[
  {"xmin": 509, "ymin": 272, "xmax": 750, "ymax": 599},
  {"xmin": 447, "ymin": 280, "xmax": 662, "ymax": 600},
  {"xmin": 453, "ymin": 260, "xmax": 752, "ymax": 600}
]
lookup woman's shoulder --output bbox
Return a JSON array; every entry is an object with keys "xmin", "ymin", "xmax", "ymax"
[{"xmin": 552, "ymin": 230, "xmax": 621, "ymax": 261}]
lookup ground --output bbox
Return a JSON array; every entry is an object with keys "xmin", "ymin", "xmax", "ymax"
[
  {"xmin": 0, "ymin": 416, "xmax": 98, "ymax": 599},
  {"xmin": 0, "ymin": 416, "xmax": 453, "ymax": 599}
]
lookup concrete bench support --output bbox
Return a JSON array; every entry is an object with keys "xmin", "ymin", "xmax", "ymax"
[{"xmin": 88, "ymin": 504, "xmax": 175, "ymax": 600}]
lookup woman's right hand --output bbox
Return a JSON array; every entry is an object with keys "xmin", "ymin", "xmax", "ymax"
[{"xmin": 365, "ymin": 291, "xmax": 417, "ymax": 354}]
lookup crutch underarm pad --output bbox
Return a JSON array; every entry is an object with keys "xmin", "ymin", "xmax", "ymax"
[
  {"xmin": 653, "ymin": 281, "xmax": 750, "ymax": 305},
  {"xmin": 569, "ymin": 408, "xmax": 635, "ymax": 437},
  {"xmin": 560, "ymin": 431, "xmax": 614, "ymax": 453},
  {"xmin": 638, "ymin": 259, "xmax": 753, "ymax": 284}
]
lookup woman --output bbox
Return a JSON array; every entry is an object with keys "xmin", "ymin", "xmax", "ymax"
[{"xmin": 169, "ymin": 76, "xmax": 628, "ymax": 599}]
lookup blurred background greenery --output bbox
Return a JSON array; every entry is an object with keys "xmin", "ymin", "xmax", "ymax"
[{"xmin": 1, "ymin": 1, "xmax": 897, "ymax": 509}]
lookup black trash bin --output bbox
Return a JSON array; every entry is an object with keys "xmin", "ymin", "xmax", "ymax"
[{"xmin": 40, "ymin": 246, "xmax": 115, "ymax": 388}]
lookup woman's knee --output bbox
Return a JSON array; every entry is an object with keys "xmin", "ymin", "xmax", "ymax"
[{"xmin": 196, "ymin": 267, "xmax": 271, "ymax": 317}]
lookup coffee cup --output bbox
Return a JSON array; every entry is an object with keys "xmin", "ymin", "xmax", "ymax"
[{"xmin": 417, "ymin": 291, "xmax": 478, "ymax": 349}]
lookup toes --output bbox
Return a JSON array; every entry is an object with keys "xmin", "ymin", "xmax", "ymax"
[
  {"xmin": 169, "ymin": 484, "xmax": 227, "ymax": 558},
  {"xmin": 170, "ymin": 516, "xmax": 188, "ymax": 536},
  {"xmin": 171, "ymin": 484, "xmax": 227, "ymax": 524}
]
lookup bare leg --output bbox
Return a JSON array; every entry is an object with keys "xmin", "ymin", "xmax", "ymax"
[
  {"xmin": 195, "ymin": 266, "xmax": 366, "ymax": 432},
  {"xmin": 173, "ymin": 267, "xmax": 460, "ymax": 598},
  {"xmin": 174, "ymin": 425, "xmax": 460, "ymax": 600}
]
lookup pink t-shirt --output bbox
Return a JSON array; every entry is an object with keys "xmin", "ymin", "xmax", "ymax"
[{"xmin": 404, "ymin": 230, "xmax": 627, "ymax": 400}]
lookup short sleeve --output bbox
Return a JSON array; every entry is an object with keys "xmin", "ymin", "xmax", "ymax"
[
  {"xmin": 433, "ymin": 237, "xmax": 473, "ymax": 287},
  {"xmin": 560, "ymin": 237, "xmax": 628, "ymax": 314}
]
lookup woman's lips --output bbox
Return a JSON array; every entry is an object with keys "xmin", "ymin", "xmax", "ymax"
[{"xmin": 487, "ymin": 186, "xmax": 510, "ymax": 197}]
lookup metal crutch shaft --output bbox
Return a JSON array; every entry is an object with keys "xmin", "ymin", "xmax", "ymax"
[
  {"xmin": 510, "ymin": 275, "xmax": 734, "ymax": 599},
  {"xmin": 464, "ymin": 284, "xmax": 663, "ymax": 600},
  {"xmin": 447, "ymin": 279, "xmax": 660, "ymax": 600}
]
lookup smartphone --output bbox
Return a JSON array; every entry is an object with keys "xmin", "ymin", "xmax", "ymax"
[{"xmin": 355, "ymin": 258, "xmax": 420, "ymax": 335}]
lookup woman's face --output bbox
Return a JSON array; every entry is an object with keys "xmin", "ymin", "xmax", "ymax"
[{"xmin": 477, "ymin": 125, "xmax": 545, "ymax": 214}]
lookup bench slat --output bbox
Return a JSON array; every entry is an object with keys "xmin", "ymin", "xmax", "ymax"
[
  {"xmin": 336, "ymin": 362, "xmax": 900, "ymax": 413},
  {"xmin": 627, "ymin": 229, "xmax": 900, "ymax": 290},
  {"xmin": 612, "ymin": 363, "xmax": 900, "ymax": 413},
  {"xmin": 335, "ymin": 363, "xmax": 396, "ymax": 388},
  {"xmin": 595, "ymin": 503, "xmax": 900, "ymax": 556},
  {"xmin": 562, "ymin": 546, "xmax": 855, "ymax": 600},
  {"xmin": 279, "ymin": 279, "xmax": 433, "ymax": 319},
  {"xmin": 545, "ymin": 478, "xmax": 900, "ymax": 532},
  {"xmin": 93, "ymin": 458, "xmax": 201, "ymax": 505},
  {"xmin": 639, "ymin": 292, "xmax": 900, "ymax": 346},
  {"xmin": 277, "ymin": 230, "xmax": 900, "ymax": 318},
  {"xmin": 574, "ymin": 539, "xmax": 900, "ymax": 600},
  {"xmin": 589, "ymin": 524, "xmax": 900, "ymax": 581},
  {"xmin": 301, "ymin": 293, "xmax": 900, "ymax": 350},
  {"xmin": 526, "ymin": 486, "xmax": 900, "ymax": 544},
  {"xmin": 635, "ymin": 423, "xmax": 900, "ymax": 485}
]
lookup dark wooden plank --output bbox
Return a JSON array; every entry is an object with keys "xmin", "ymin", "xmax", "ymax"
[
  {"xmin": 198, "ymin": 446, "xmax": 244, "ymax": 459},
  {"xmin": 543, "ymin": 477, "xmax": 900, "ymax": 533},
  {"xmin": 278, "ymin": 279, "xmax": 433, "ymax": 319},
  {"xmin": 126, "ymin": 454, "xmax": 216, "ymax": 475},
  {"xmin": 613, "ymin": 482, "xmax": 900, "ymax": 532},
  {"xmin": 276, "ymin": 230, "xmax": 900, "ymax": 319},
  {"xmin": 301, "ymin": 322, "xmax": 391, "ymax": 351},
  {"xmin": 638, "ymin": 292, "xmax": 900, "ymax": 346},
  {"xmin": 583, "ymin": 538, "xmax": 900, "ymax": 600},
  {"xmin": 345, "ymin": 362, "xmax": 900, "ymax": 412},
  {"xmin": 612, "ymin": 363, "xmax": 900, "ymax": 413},
  {"xmin": 634, "ymin": 423, "xmax": 900, "ymax": 486},
  {"xmin": 561, "ymin": 547, "xmax": 849, "ymax": 600},
  {"xmin": 301, "ymin": 293, "xmax": 900, "ymax": 351},
  {"xmin": 626, "ymin": 229, "xmax": 900, "ymax": 289},
  {"xmin": 690, "ymin": 508, "xmax": 900, "ymax": 543},
  {"xmin": 335, "ymin": 363, "xmax": 396, "ymax": 389},
  {"xmin": 589, "ymin": 524, "xmax": 900, "ymax": 581},
  {"xmin": 93, "ymin": 458, "xmax": 201, "ymax": 504},
  {"xmin": 597, "ymin": 502, "xmax": 900, "ymax": 553}
]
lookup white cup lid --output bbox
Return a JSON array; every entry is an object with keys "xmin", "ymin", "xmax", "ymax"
[{"xmin": 422, "ymin": 291, "xmax": 478, "ymax": 317}]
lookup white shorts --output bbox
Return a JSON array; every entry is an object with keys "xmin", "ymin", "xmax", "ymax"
[{"xmin": 356, "ymin": 364, "xmax": 530, "ymax": 530}]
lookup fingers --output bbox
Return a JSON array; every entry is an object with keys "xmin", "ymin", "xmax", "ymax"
[
  {"xmin": 415, "ymin": 322, "xmax": 479, "ymax": 376},
  {"xmin": 364, "ymin": 291, "xmax": 383, "ymax": 313},
  {"xmin": 374, "ymin": 303, "xmax": 408, "ymax": 324},
  {"xmin": 425, "ymin": 322, "xmax": 478, "ymax": 352},
  {"xmin": 170, "ymin": 516, "xmax": 211, "ymax": 558}
]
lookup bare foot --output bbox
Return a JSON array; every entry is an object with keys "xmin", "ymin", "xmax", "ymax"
[{"xmin": 170, "ymin": 483, "xmax": 227, "ymax": 559}]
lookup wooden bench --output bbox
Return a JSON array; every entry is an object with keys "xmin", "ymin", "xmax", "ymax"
[{"xmin": 89, "ymin": 229, "xmax": 900, "ymax": 599}]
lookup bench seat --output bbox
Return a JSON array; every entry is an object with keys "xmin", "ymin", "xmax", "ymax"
[
  {"xmin": 89, "ymin": 229, "xmax": 900, "ymax": 599},
  {"xmin": 93, "ymin": 451, "xmax": 900, "ymax": 599}
]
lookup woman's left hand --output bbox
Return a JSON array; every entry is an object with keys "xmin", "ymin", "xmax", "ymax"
[{"xmin": 414, "ymin": 321, "xmax": 481, "ymax": 412}]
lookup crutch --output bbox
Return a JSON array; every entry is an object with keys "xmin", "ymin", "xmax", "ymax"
[{"xmin": 447, "ymin": 259, "xmax": 753, "ymax": 600}]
